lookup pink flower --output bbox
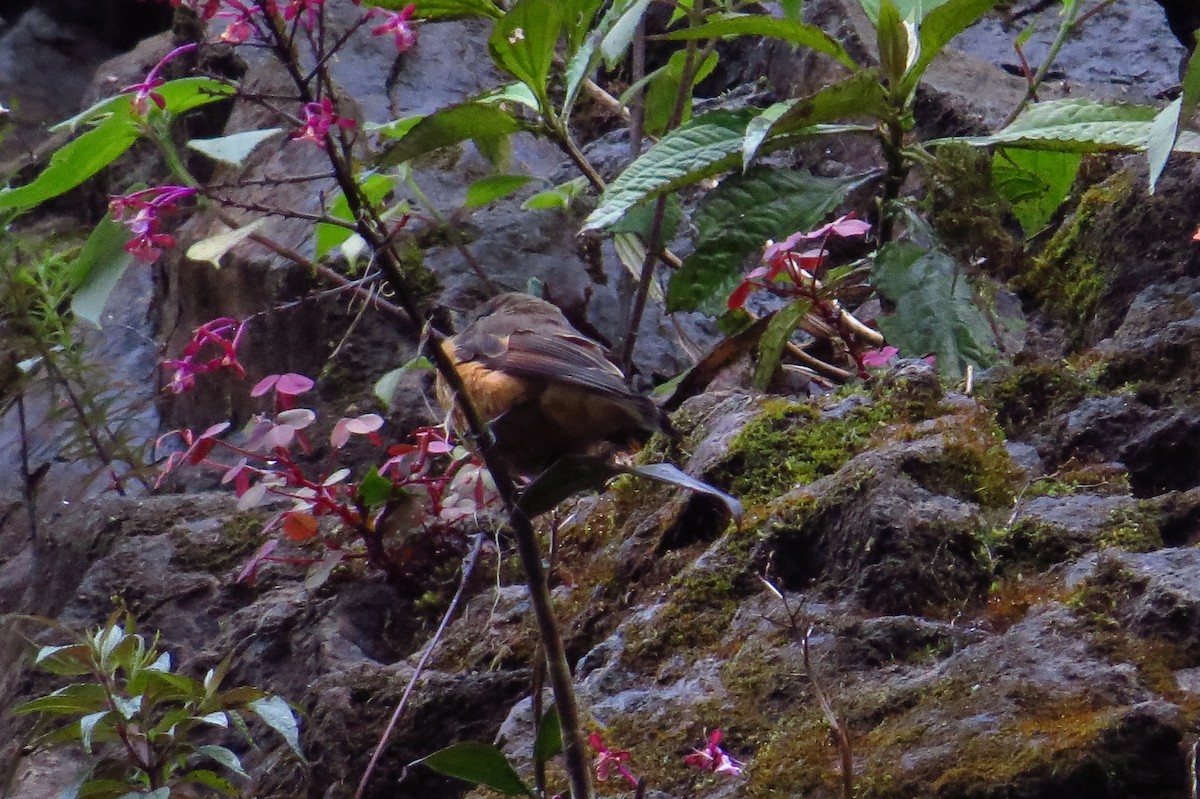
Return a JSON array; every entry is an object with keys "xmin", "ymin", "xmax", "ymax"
[
  {"xmin": 290, "ymin": 96, "xmax": 356, "ymax": 149},
  {"xmin": 162, "ymin": 317, "xmax": 247, "ymax": 393},
  {"xmin": 861, "ymin": 345, "xmax": 899, "ymax": 368},
  {"xmin": 214, "ymin": 0, "xmax": 263, "ymax": 43},
  {"xmin": 369, "ymin": 5, "xmax": 418, "ymax": 52},
  {"xmin": 684, "ymin": 729, "xmax": 743, "ymax": 777},
  {"xmin": 122, "ymin": 42, "xmax": 197, "ymax": 116},
  {"xmin": 587, "ymin": 732, "xmax": 638, "ymax": 788},
  {"xmin": 110, "ymin": 185, "xmax": 198, "ymax": 263},
  {"xmin": 277, "ymin": 0, "xmax": 325, "ymax": 28}
]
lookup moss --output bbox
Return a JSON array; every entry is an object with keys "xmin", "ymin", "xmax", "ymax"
[
  {"xmin": 713, "ymin": 393, "xmax": 897, "ymax": 507},
  {"xmin": 982, "ymin": 574, "xmax": 1070, "ymax": 631},
  {"xmin": 978, "ymin": 360, "xmax": 1092, "ymax": 437},
  {"xmin": 990, "ymin": 517, "xmax": 1079, "ymax": 573},
  {"xmin": 1016, "ymin": 171, "xmax": 1134, "ymax": 344},
  {"xmin": 921, "ymin": 141, "xmax": 1024, "ymax": 278},
  {"xmin": 169, "ymin": 512, "xmax": 266, "ymax": 574},
  {"xmin": 1026, "ymin": 461, "xmax": 1131, "ymax": 498},
  {"xmin": 912, "ymin": 407, "xmax": 1018, "ymax": 508},
  {"xmin": 1097, "ymin": 502, "xmax": 1162, "ymax": 552}
]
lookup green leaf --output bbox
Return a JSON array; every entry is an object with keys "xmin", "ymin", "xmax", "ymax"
[
  {"xmin": 563, "ymin": 31, "xmax": 602, "ymax": 119},
  {"xmin": 53, "ymin": 77, "xmax": 234, "ymax": 132},
  {"xmin": 402, "ymin": 0, "xmax": 503, "ymax": 19},
  {"xmin": 13, "ymin": 684, "xmax": 108, "ymax": 716},
  {"xmin": 875, "ymin": 0, "xmax": 909, "ymax": 88},
  {"xmin": 522, "ymin": 177, "xmax": 588, "ymax": 211},
  {"xmin": 562, "ymin": 0, "xmax": 606, "ymax": 51},
  {"xmin": 643, "ymin": 49, "xmax": 719, "ymax": 135},
  {"xmin": 116, "ymin": 789, "xmax": 170, "ymax": 799},
  {"xmin": 61, "ymin": 217, "xmax": 132, "ymax": 326},
  {"xmin": 668, "ymin": 168, "xmax": 871, "ymax": 314},
  {"xmin": 992, "ymin": 147, "xmax": 1080, "ymax": 237},
  {"xmin": 1147, "ymin": 43, "xmax": 1200, "ymax": 192},
  {"xmin": 356, "ymin": 466, "xmax": 394, "ymax": 509},
  {"xmin": 599, "ymin": 0, "xmax": 651, "ymax": 66},
  {"xmin": 369, "ymin": 115, "xmax": 424, "ymax": 139},
  {"xmin": 660, "ymin": 13, "xmax": 857, "ymax": 69},
  {"xmin": 181, "ymin": 769, "xmax": 239, "ymax": 797},
  {"xmin": 942, "ymin": 99, "xmax": 1160, "ymax": 152},
  {"xmin": 626, "ymin": 462, "xmax": 742, "ymax": 519},
  {"xmin": 186, "ymin": 219, "xmax": 268, "ymax": 268},
  {"xmin": 80, "ymin": 710, "xmax": 111, "ymax": 753},
  {"xmin": 872, "ymin": 241, "xmax": 997, "ymax": 377},
  {"xmin": 533, "ymin": 706, "xmax": 563, "ymax": 767},
  {"xmin": 901, "ymin": 0, "xmax": 997, "ymax": 95},
  {"xmin": 859, "ymin": 0, "xmax": 953, "ymax": 24},
  {"xmin": 0, "ymin": 115, "xmax": 138, "ymax": 211},
  {"xmin": 464, "ymin": 174, "xmax": 534, "ymax": 208},
  {"xmin": 781, "ymin": 0, "xmax": 803, "ymax": 19},
  {"xmin": 609, "ymin": 195, "xmax": 682, "ymax": 240},
  {"xmin": 583, "ymin": 109, "xmax": 755, "ymax": 231},
  {"xmin": 754, "ymin": 299, "xmax": 813, "ymax": 389},
  {"xmin": 377, "ymin": 102, "xmax": 528, "ymax": 167},
  {"xmin": 743, "ymin": 72, "xmax": 888, "ymax": 166},
  {"xmin": 249, "ymin": 696, "xmax": 303, "ymax": 758},
  {"xmin": 188, "ymin": 128, "xmax": 282, "ymax": 167},
  {"xmin": 419, "ymin": 742, "xmax": 532, "ymax": 796},
  {"xmin": 315, "ymin": 172, "xmax": 396, "ymax": 258},
  {"xmin": 196, "ymin": 745, "xmax": 249, "ymax": 779},
  {"xmin": 374, "ymin": 355, "xmax": 434, "ymax": 409},
  {"xmin": 488, "ymin": 0, "xmax": 565, "ymax": 110}
]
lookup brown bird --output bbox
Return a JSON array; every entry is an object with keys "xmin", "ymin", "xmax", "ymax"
[{"xmin": 435, "ymin": 292, "xmax": 671, "ymax": 474}]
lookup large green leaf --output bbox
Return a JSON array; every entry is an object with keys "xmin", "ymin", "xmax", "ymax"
[
  {"xmin": 583, "ymin": 110, "xmax": 754, "ymax": 230},
  {"xmin": 488, "ymin": 0, "xmax": 565, "ymax": 110},
  {"xmin": 419, "ymin": 742, "xmax": 532, "ymax": 796},
  {"xmin": 668, "ymin": 168, "xmax": 872, "ymax": 314},
  {"xmin": 599, "ymin": 0, "xmax": 651, "ymax": 65},
  {"xmin": 377, "ymin": 102, "xmax": 528, "ymax": 167},
  {"xmin": 643, "ymin": 49, "xmax": 719, "ymax": 136},
  {"xmin": 942, "ymin": 99, "xmax": 1160, "ymax": 152},
  {"xmin": 0, "ymin": 115, "xmax": 138, "ymax": 211},
  {"xmin": 872, "ymin": 241, "xmax": 997, "ymax": 377},
  {"xmin": 660, "ymin": 13, "xmax": 858, "ymax": 70},
  {"xmin": 399, "ymin": 0, "xmax": 502, "ymax": 19},
  {"xmin": 992, "ymin": 147, "xmax": 1080, "ymax": 237},
  {"xmin": 901, "ymin": 0, "xmax": 997, "ymax": 96},
  {"xmin": 743, "ymin": 71, "xmax": 888, "ymax": 166},
  {"xmin": 52, "ymin": 76, "xmax": 234, "ymax": 132},
  {"xmin": 68, "ymin": 215, "xmax": 137, "ymax": 328}
]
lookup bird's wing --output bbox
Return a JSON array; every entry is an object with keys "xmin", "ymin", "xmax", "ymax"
[{"xmin": 483, "ymin": 330, "xmax": 640, "ymax": 399}]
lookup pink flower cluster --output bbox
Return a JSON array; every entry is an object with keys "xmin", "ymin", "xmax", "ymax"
[
  {"xmin": 684, "ymin": 729, "xmax": 744, "ymax": 776},
  {"xmin": 162, "ymin": 317, "xmax": 246, "ymax": 393},
  {"xmin": 109, "ymin": 185, "xmax": 198, "ymax": 264}
]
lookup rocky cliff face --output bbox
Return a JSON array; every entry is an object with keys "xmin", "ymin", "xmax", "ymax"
[{"xmin": 2, "ymin": 1, "xmax": 1200, "ymax": 798}]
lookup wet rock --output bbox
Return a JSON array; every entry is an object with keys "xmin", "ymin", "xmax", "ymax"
[{"xmin": 997, "ymin": 493, "xmax": 1156, "ymax": 573}]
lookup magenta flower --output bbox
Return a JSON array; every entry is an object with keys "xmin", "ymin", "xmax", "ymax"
[
  {"xmin": 861, "ymin": 345, "xmax": 899, "ymax": 368},
  {"xmin": 369, "ymin": 5, "xmax": 418, "ymax": 52},
  {"xmin": 291, "ymin": 96, "xmax": 356, "ymax": 149},
  {"xmin": 684, "ymin": 729, "xmax": 744, "ymax": 777},
  {"xmin": 121, "ymin": 42, "xmax": 197, "ymax": 116},
  {"xmin": 109, "ymin": 185, "xmax": 197, "ymax": 263},
  {"xmin": 162, "ymin": 317, "xmax": 247, "ymax": 393},
  {"xmin": 587, "ymin": 732, "xmax": 638, "ymax": 788},
  {"xmin": 277, "ymin": 0, "xmax": 325, "ymax": 28},
  {"xmin": 215, "ymin": 0, "xmax": 263, "ymax": 43}
]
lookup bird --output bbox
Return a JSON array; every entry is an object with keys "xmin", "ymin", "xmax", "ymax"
[{"xmin": 434, "ymin": 292, "xmax": 672, "ymax": 474}]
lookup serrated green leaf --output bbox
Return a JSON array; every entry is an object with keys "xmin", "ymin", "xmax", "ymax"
[
  {"xmin": 876, "ymin": 0, "xmax": 908, "ymax": 88},
  {"xmin": 401, "ymin": 0, "xmax": 503, "ymax": 19},
  {"xmin": 0, "ymin": 116, "xmax": 138, "ymax": 211},
  {"xmin": 188, "ymin": 128, "xmax": 282, "ymax": 167},
  {"xmin": 464, "ymin": 174, "xmax": 534, "ymax": 208},
  {"xmin": 583, "ymin": 109, "xmax": 755, "ymax": 231},
  {"xmin": 186, "ymin": 219, "xmax": 267, "ymax": 268},
  {"xmin": 489, "ymin": 0, "xmax": 565, "ymax": 110},
  {"xmin": 943, "ymin": 99, "xmax": 1159, "ymax": 152},
  {"xmin": 901, "ymin": 0, "xmax": 997, "ymax": 95},
  {"xmin": 377, "ymin": 102, "xmax": 528, "ymax": 168},
  {"xmin": 315, "ymin": 172, "xmax": 396, "ymax": 258},
  {"xmin": 992, "ymin": 147, "xmax": 1080, "ymax": 237},
  {"xmin": 872, "ymin": 241, "xmax": 997, "ymax": 377},
  {"xmin": 668, "ymin": 168, "xmax": 872, "ymax": 314},
  {"xmin": 197, "ymin": 745, "xmax": 250, "ymax": 779},
  {"xmin": 754, "ymin": 299, "xmax": 813, "ymax": 389},
  {"xmin": 661, "ymin": 13, "xmax": 857, "ymax": 69},
  {"xmin": 743, "ymin": 72, "xmax": 888, "ymax": 166},
  {"xmin": 420, "ymin": 742, "xmax": 532, "ymax": 795},
  {"xmin": 249, "ymin": 696, "xmax": 303, "ymax": 758}
]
